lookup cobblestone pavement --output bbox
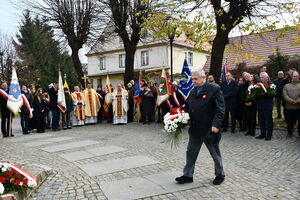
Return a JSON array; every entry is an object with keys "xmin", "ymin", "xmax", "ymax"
[{"xmin": 0, "ymin": 118, "xmax": 299, "ymax": 200}]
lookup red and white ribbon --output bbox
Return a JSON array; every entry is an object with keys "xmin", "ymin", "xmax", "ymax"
[
  {"xmin": 0, "ymin": 89, "xmax": 8, "ymax": 100},
  {"xmin": 172, "ymin": 92, "xmax": 180, "ymax": 107},
  {"xmin": 0, "ymin": 162, "xmax": 38, "ymax": 187},
  {"xmin": 21, "ymin": 94, "xmax": 33, "ymax": 118},
  {"xmin": 256, "ymin": 83, "xmax": 267, "ymax": 93},
  {"xmin": 1, "ymin": 194, "xmax": 16, "ymax": 199}
]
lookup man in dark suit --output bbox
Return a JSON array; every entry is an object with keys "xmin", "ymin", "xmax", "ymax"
[
  {"xmin": 0, "ymin": 82, "xmax": 13, "ymax": 137},
  {"xmin": 176, "ymin": 69, "xmax": 226, "ymax": 185},
  {"xmin": 96, "ymin": 86, "xmax": 105, "ymax": 123},
  {"xmin": 255, "ymin": 72, "xmax": 275, "ymax": 141},
  {"xmin": 49, "ymin": 82, "xmax": 60, "ymax": 131},
  {"xmin": 221, "ymin": 72, "xmax": 238, "ymax": 133}
]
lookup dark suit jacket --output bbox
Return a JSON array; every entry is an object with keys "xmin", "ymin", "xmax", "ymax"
[
  {"xmin": 220, "ymin": 80, "xmax": 238, "ymax": 109},
  {"xmin": 188, "ymin": 83, "xmax": 225, "ymax": 139},
  {"xmin": 256, "ymin": 81, "xmax": 275, "ymax": 111},
  {"xmin": 0, "ymin": 89, "xmax": 10, "ymax": 117},
  {"xmin": 48, "ymin": 87, "xmax": 58, "ymax": 110}
]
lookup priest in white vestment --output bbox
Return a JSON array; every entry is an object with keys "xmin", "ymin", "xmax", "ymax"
[{"xmin": 112, "ymin": 83, "xmax": 129, "ymax": 124}]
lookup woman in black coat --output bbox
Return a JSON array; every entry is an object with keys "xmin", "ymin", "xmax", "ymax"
[
  {"xmin": 140, "ymin": 84, "xmax": 155, "ymax": 124},
  {"xmin": 32, "ymin": 88, "xmax": 46, "ymax": 133},
  {"xmin": 244, "ymin": 75, "xmax": 257, "ymax": 136}
]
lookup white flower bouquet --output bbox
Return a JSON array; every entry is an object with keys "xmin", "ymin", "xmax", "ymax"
[{"xmin": 163, "ymin": 108, "xmax": 190, "ymax": 147}]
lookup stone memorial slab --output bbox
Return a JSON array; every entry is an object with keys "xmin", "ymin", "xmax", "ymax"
[
  {"xmin": 59, "ymin": 145, "xmax": 126, "ymax": 162},
  {"xmin": 23, "ymin": 137, "xmax": 74, "ymax": 147},
  {"xmin": 86, "ymin": 146, "xmax": 126, "ymax": 156},
  {"xmin": 79, "ymin": 155, "xmax": 159, "ymax": 176},
  {"xmin": 40, "ymin": 140, "xmax": 99, "ymax": 152},
  {"xmin": 59, "ymin": 151, "xmax": 93, "ymax": 162},
  {"xmin": 8, "ymin": 134, "xmax": 53, "ymax": 142},
  {"xmin": 100, "ymin": 171, "xmax": 200, "ymax": 200}
]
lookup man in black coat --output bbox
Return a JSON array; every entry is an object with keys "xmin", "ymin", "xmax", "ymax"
[
  {"xmin": 0, "ymin": 82, "xmax": 12, "ymax": 137},
  {"xmin": 49, "ymin": 82, "xmax": 60, "ymax": 131},
  {"xmin": 273, "ymin": 71, "xmax": 284, "ymax": 119},
  {"xmin": 176, "ymin": 69, "xmax": 226, "ymax": 185},
  {"xmin": 96, "ymin": 86, "xmax": 105, "ymax": 123},
  {"xmin": 255, "ymin": 72, "xmax": 275, "ymax": 141},
  {"xmin": 220, "ymin": 72, "xmax": 238, "ymax": 133}
]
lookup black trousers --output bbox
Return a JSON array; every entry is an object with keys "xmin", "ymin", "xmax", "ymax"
[
  {"xmin": 245, "ymin": 105, "xmax": 257, "ymax": 133},
  {"xmin": 223, "ymin": 108, "xmax": 236, "ymax": 131},
  {"xmin": 258, "ymin": 109, "xmax": 273, "ymax": 137},
  {"xmin": 36, "ymin": 117, "xmax": 45, "ymax": 133},
  {"xmin": 141, "ymin": 112, "xmax": 153, "ymax": 123},
  {"xmin": 275, "ymin": 97, "xmax": 283, "ymax": 117},
  {"xmin": 127, "ymin": 100, "xmax": 134, "ymax": 123},
  {"xmin": 286, "ymin": 109, "xmax": 300, "ymax": 135},
  {"xmin": 97, "ymin": 106, "xmax": 103, "ymax": 123},
  {"xmin": 1, "ymin": 115, "xmax": 11, "ymax": 136}
]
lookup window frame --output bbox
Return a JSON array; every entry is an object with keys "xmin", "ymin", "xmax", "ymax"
[
  {"xmin": 119, "ymin": 54, "xmax": 125, "ymax": 68},
  {"xmin": 99, "ymin": 57, "xmax": 105, "ymax": 70},
  {"xmin": 187, "ymin": 52, "xmax": 193, "ymax": 66},
  {"xmin": 141, "ymin": 50, "xmax": 149, "ymax": 66}
]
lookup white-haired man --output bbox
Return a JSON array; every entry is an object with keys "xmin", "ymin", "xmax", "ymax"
[
  {"xmin": 176, "ymin": 69, "xmax": 226, "ymax": 185},
  {"xmin": 255, "ymin": 72, "xmax": 275, "ymax": 141}
]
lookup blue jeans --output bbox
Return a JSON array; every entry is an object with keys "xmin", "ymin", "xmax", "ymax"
[
  {"xmin": 258, "ymin": 109, "xmax": 273, "ymax": 137},
  {"xmin": 20, "ymin": 113, "xmax": 29, "ymax": 132},
  {"xmin": 51, "ymin": 108, "xmax": 60, "ymax": 129}
]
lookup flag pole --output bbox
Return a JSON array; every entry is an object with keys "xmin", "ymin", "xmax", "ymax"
[{"xmin": 9, "ymin": 111, "xmax": 12, "ymax": 137}]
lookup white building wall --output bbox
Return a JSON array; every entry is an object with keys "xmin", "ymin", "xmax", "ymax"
[
  {"xmin": 87, "ymin": 45, "xmax": 169, "ymax": 77},
  {"xmin": 169, "ymin": 46, "xmax": 208, "ymax": 74}
]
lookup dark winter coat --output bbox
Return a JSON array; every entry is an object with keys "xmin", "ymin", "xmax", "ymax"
[
  {"xmin": 32, "ymin": 96, "xmax": 47, "ymax": 118},
  {"xmin": 140, "ymin": 89, "xmax": 155, "ymax": 114},
  {"xmin": 220, "ymin": 80, "xmax": 238, "ymax": 109},
  {"xmin": 256, "ymin": 81, "xmax": 275, "ymax": 111},
  {"xmin": 188, "ymin": 83, "xmax": 225, "ymax": 139}
]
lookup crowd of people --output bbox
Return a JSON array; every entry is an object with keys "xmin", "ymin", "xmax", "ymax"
[{"xmin": 0, "ymin": 66, "xmax": 299, "ymax": 140}]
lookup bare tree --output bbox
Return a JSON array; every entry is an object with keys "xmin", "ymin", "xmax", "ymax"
[
  {"xmin": 101, "ymin": 0, "xmax": 157, "ymax": 84},
  {"xmin": 24, "ymin": 0, "xmax": 107, "ymax": 85},
  {"xmin": 0, "ymin": 33, "xmax": 17, "ymax": 82}
]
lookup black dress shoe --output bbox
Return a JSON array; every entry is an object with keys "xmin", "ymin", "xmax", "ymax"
[
  {"xmin": 213, "ymin": 177, "xmax": 225, "ymax": 185},
  {"xmin": 231, "ymin": 129, "xmax": 236, "ymax": 134},
  {"xmin": 175, "ymin": 176, "xmax": 193, "ymax": 184},
  {"xmin": 265, "ymin": 137, "xmax": 271, "ymax": 141},
  {"xmin": 255, "ymin": 135, "xmax": 265, "ymax": 139},
  {"xmin": 245, "ymin": 131, "xmax": 251, "ymax": 136},
  {"xmin": 3, "ymin": 135, "xmax": 8, "ymax": 138},
  {"xmin": 143, "ymin": 121, "xmax": 147, "ymax": 125}
]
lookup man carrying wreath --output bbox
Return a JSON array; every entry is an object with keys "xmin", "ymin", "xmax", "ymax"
[{"xmin": 176, "ymin": 69, "xmax": 226, "ymax": 185}]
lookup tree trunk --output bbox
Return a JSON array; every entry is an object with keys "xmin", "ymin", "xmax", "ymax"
[
  {"xmin": 209, "ymin": 33, "xmax": 229, "ymax": 84},
  {"xmin": 124, "ymin": 46, "xmax": 136, "ymax": 85},
  {"xmin": 71, "ymin": 48, "xmax": 84, "ymax": 87}
]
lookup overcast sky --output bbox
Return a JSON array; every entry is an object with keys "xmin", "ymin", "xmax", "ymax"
[
  {"xmin": 0, "ymin": 1, "xmax": 298, "ymax": 63},
  {"xmin": 0, "ymin": 0, "xmax": 89, "ymax": 63}
]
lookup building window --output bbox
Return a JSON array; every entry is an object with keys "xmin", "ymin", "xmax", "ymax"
[
  {"xmin": 141, "ymin": 51, "xmax": 149, "ymax": 66},
  {"xmin": 99, "ymin": 57, "xmax": 105, "ymax": 70},
  {"xmin": 119, "ymin": 54, "xmax": 125, "ymax": 68},
  {"xmin": 186, "ymin": 52, "xmax": 193, "ymax": 66}
]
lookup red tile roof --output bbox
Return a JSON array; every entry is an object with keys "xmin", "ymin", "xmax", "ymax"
[{"xmin": 203, "ymin": 28, "xmax": 300, "ymax": 72}]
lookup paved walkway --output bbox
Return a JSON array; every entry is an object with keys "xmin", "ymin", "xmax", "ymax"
[{"xmin": 0, "ymin": 118, "xmax": 299, "ymax": 200}]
